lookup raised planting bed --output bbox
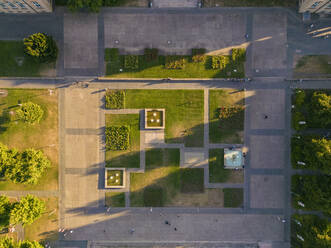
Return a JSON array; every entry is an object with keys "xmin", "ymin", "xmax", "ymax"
[
  {"xmin": 105, "ymin": 168, "xmax": 125, "ymax": 188},
  {"xmin": 145, "ymin": 109, "xmax": 165, "ymax": 129}
]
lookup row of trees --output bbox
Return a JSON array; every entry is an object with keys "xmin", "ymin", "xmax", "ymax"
[
  {"xmin": 0, "ymin": 194, "xmax": 45, "ymax": 229},
  {"xmin": 0, "ymin": 237, "xmax": 43, "ymax": 248},
  {"xmin": 0, "ymin": 143, "xmax": 51, "ymax": 185},
  {"xmin": 291, "ymin": 136, "xmax": 331, "ymax": 174},
  {"xmin": 292, "ymin": 175, "xmax": 331, "ymax": 216},
  {"xmin": 291, "ymin": 215, "xmax": 331, "ymax": 247}
]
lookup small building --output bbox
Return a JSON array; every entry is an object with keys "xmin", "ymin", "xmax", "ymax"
[
  {"xmin": 224, "ymin": 148, "xmax": 244, "ymax": 169},
  {"xmin": 299, "ymin": 0, "xmax": 331, "ymax": 14},
  {"xmin": 0, "ymin": 0, "xmax": 53, "ymax": 14}
]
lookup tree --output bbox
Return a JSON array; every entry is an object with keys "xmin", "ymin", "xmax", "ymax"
[
  {"xmin": 19, "ymin": 240, "xmax": 43, "ymax": 248},
  {"xmin": 5, "ymin": 149, "xmax": 51, "ymax": 185},
  {"xmin": 0, "ymin": 195, "xmax": 12, "ymax": 229},
  {"xmin": 0, "ymin": 143, "xmax": 18, "ymax": 177},
  {"xmin": 310, "ymin": 92, "xmax": 331, "ymax": 128},
  {"xmin": 23, "ymin": 33, "xmax": 58, "ymax": 62},
  {"xmin": 16, "ymin": 102, "xmax": 44, "ymax": 125},
  {"xmin": 10, "ymin": 195, "xmax": 45, "ymax": 226},
  {"xmin": 67, "ymin": 0, "xmax": 103, "ymax": 12},
  {"xmin": 0, "ymin": 237, "xmax": 16, "ymax": 248}
]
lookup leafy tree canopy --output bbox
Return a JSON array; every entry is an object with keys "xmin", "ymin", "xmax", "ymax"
[{"xmin": 16, "ymin": 102, "xmax": 44, "ymax": 125}]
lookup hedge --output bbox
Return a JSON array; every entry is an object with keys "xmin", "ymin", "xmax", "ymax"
[
  {"xmin": 105, "ymin": 90, "xmax": 125, "ymax": 109},
  {"xmin": 165, "ymin": 56, "xmax": 187, "ymax": 69},
  {"xmin": 124, "ymin": 55, "xmax": 139, "ymax": 69},
  {"xmin": 106, "ymin": 126, "xmax": 130, "ymax": 151},
  {"xmin": 231, "ymin": 48, "xmax": 246, "ymax": 63},
  {"xmin": 192, "ymin": 48, "xmax": 207, "ymax": 63},
  {"xmin": 212, "ymin": 56, "xmax": 231, "ymax": 70},
  {"xmin": 144, "ymin": 48, "xmax": 159, "ymax": 62}
]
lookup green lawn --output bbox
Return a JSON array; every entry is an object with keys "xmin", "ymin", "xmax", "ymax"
[
  {"xmin": 294, "ymin": 55, "xmax": 331, "ymax": 78},
  {"xmin": 105, "ymin": 53, "xmax": 245, "ymax": 79},
  {"xmin": 0, "ymin": 89, "xmax": 58, "ymax": 191},
  {"xmin": 223, "ymin": 188, "xmax": 243, "ymax": 207},
  {"xmin": 209, "ymin": 149, "xmax": 244, "ymax": 183},
  {"xmin": 105, "ymin": 114, "xmax": 140, "ymax": 168},
  {"xmin": 0, "ymin": 41, "xmax": 55, "ymax": 77},
  {"xmin": 130, "ymin": 148, "xmax": 181, "ymax": 207},
  {"xmin": 209, "ymin": 89, "xmax": 245, "ymax": 144},
  {"xmin": 105, "ymin": 192, "xmax": 125, "ymax": 207},
  {"xmin": 180, "ymin": 168, "xmax": 204, "ymax": 193},
  {"xmin": 125, "ymin": 90, "xmax": 204, "ymax": 147}
]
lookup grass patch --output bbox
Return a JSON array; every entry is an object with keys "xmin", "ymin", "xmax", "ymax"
[
  {"xmin": 209, "ymin": 149, "xmax": 244, "ymax": 183},
  {"xmin": 105, "ymin": 114, "xmax": 140, "ymax": 168},
  {"xmin": 106, "ymin": 170, "xmax": 123, "ymax": 187},
  {"xmin": 0, "ymin": 89, "xmax": 58, "ymax": 191},
  {"xmin": 105, "ymin": 192, "xmax": 125, "ymax": 207},
  {"xmin": 294, "ymin": 55, "xmax": 331, "ymax": 78},
  {"xmin": 223, "ymin": 188, "xmax": 243, "ymax": 207},
  {"xmin": 105, "ymin": 50, "xmax": 245, "ymax": 79},
  {"xmin": 203, "ymin": 0, "xmax": 297, "ymax": 7},
  {"xmin": 180, "ymin": 168, "xmax": 204, "ymax": 193},
  {"xmin": 130, "ymin": 148, "xmax": 180, "ymax": 207},
  {"xmin": 24, "ymin": 197, "xmax": 58, "ymax": 242},
  {"xmin": 125, "ymin": 90, "xmax": 204, "ymax": 147},
  {"xmin": 0, "ymin": 41, "xmax": 55, "ymax": 77},
  {"xmin": 209, "ymin": 89, "xmax": 245, "ymax": 143}
]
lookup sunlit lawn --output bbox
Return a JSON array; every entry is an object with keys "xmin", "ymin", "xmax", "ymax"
[
  {"xmin": 105, "ymin": 114, "xmax": 140, "ymax": 168},
  {"xmin": 125, "ymin": 90, "xmax": 204, "ymax": 147},
  {"xmin": 209, "ymin": 89, "xmax": 245, "ymax": 144},
  {"xmin": 0, "ymin": 89, "xmax": 58, "ymax": 190}
]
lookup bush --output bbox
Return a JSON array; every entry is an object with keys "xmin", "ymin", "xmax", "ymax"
[
  {"xmin": 106, "ymin": 126, "xmax": 130, "ymax": 151},
  {"xmin": 23, "ymin": 33, "xmax": 58, "ymax": 62},
  {"xmin": 124, "ymin": 55, "xmax": 139, "ymax": 69},
  {"xmin": 105, "ymin": 48, "xmax": 119, "ymax": 62},
  {"xmin": 5, "ymin": 148, "xmax": 51, "ymax": 185},
  {"xmin": 67, "ymin": 0, "xmax": 103, "ymax": 12},
  {"xmin": 10, "ymin": 194, "xmax": 45, "ymax": 226},
  {"xmin": 105, "ymin": 90, "xmax": 125, "ymax": 109},
  {"xmin": 192, "ymin": 48, "xmax": 206, "ymax": 63},
  {"xmin": 144, "ymin": 48, "xmax": 159, "ymax": 62},
  {"xmin": 294, "ymin": 90, "xmax": 306, "ymax": 107},
  {"xmin": 16, "ymin": 102, "xmax": 44, "ymax": 125},
  {"xmin": 165, "ymin": 56, "xmax": 187, "ymax": 69},
  {"xmin": 231, "ymin": 48, "xmax": 246, "ymax": 63},
  {"xmin": 212, "ymin": 56, "xmax": 230, "ymax": 70}
]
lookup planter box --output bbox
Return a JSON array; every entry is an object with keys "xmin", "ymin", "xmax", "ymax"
[
  {"xmin": 145, "ymin": 108, "xmax": 165, "ymax": 129},
  {"xmin": 105, "ymin": 168, "xmax": 125, "ymax": 189}
]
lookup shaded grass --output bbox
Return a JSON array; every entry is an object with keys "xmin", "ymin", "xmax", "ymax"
[
  {"xmin": 0, "ymin": 41, "xmax": 55, "ymax": 77},
  {"xmin": 105, "ymin": 114, "xmax": 140, "ymax": 168},
  {"xmin": 209, "ymin": 149, "xmax": 244, "ymax": 183},
  {"xmin": 105, "ymin": 192, "xmax": 125, "ymax": 207},
  {"xmin": 130, "ymin": 148, "xmax": 180, "ymax": 207},
  {"xmin": 24, "ymin": 197, "xmax": 58, "ymax": 242},
  {"xmin": 105, "ymin": 54, "xmax": 245, "ymax": 79},
  {"xmin": 294, "ymin": 55, "xmax": 331, "ymax": 78},
  {"xmin": 223, "ymin": 188, "xmax": 243, "ymax": 207},
  {"xmin": 125, "ymin": 90, "xmax": 204, "ymax": 147},
  {"xmin": 0, "ymin": 89, "xmax": 58, "ymax": 190},
  {"xmin": 209, "ymin": 89, "xmax": 245, "ymax": 144},
  {"xmin": 180, "ymin": 168, "xmax": 204, "ymax": 193}
]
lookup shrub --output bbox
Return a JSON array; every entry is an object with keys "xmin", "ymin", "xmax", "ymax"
[
  {"xmin": 192, "ymin": 48, "xmax": 207, "ymax": 63},
  {"xmin": 106, "ymin": 126, "xmax": 130, "ymax": 151},
  {"xmin": 105, "ymin": 48, "xmax": 119, "ymax": 62},
  {"xmin": 5, "ymin": 149, "xmax": 51, "ymax": 185},
  {"xmin": 165, "ymin": 56, "xmax": 187, "ymax": 69},
  {"xmin": 294, "ymin": 90, "xmax": 306, "ymax": 107},
  {"xmin": 10, "ymin": 195, "xmax": 45, "ymax": 226},
  {"xmin": 124, "ymin": 55, "xmax": 139, "ymax": 69},
  {"xmin": 212, "ymin": 56, "xmax": 231, "ymax": 70},
  {"xmin": 16, "ymin": 102, "xmax": 44, "ymax": 125},
  {"xmin": 231, "ymin": 48, "xmax": 246, "ymax": 63},
  {"xmin": 105, "ymin": 90, "xmax": 125, "ymax": 109},
  {"xmin": 23, "ymin": 33, "xmax": 58, "ymax": 62},
  {"xmin": 144, "ymin": 48, "xmax": 158, "ymax": 62},
  {"xmin": 143, "ymin": 186, "xmax": 164, "ymax": 207}
]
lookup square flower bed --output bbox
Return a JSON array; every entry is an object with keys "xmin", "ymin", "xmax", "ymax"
[
  {"xmin": 144, "ymin": 109, "xmax": 165, "ymax": 129},
  {"xmin": 105, "ymin": 168, "xmax": 125, "ymax": 188}
]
